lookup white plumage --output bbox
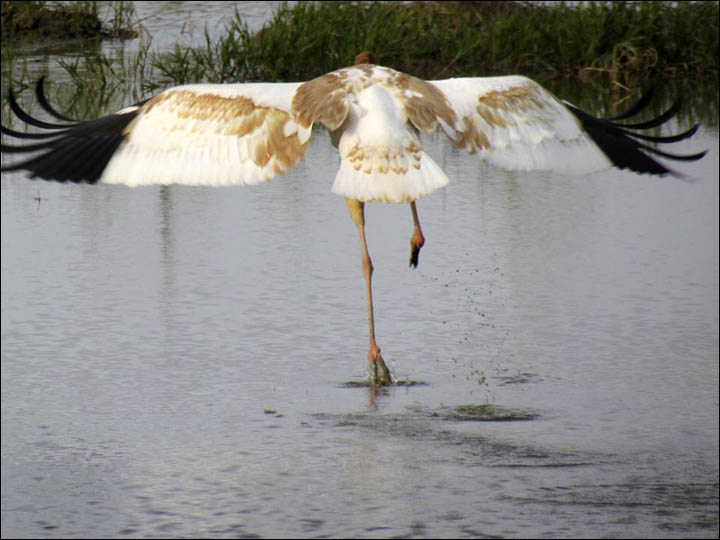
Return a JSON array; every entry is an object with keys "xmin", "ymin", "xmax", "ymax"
[
  {"xmin": 96, "ymin": 67, "xmax": 613, "ymax": 196},
  {"xmin": 1, "ymin": 52, "xmax": 705, "ymax": 384},
  {"xmin": 102, "ymin": 82, "xmax": 307, "ymax": 187}
]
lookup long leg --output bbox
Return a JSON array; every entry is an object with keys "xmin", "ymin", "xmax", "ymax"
[
  {"xmin": 345, "ymin": 198, "xmax": 392, "ymax": 385},
  {"xmin": 409, "ymin": 201, "xmax": 425, "ymax": 268}
]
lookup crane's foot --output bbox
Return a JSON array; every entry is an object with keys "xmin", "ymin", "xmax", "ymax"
[
  {"xmin": 409, "ymin": 244, "xmax": 421, "ymax": 268},
  {"xmin": 409, "ymin": 232, "xmax": 424, "ymax": 268},
  {"xmin": 369, "ymin": 346, "xmax": 393, "ymax": 386},
  {"xmin": 370, "ymin": 353, "xmax": 393, "ymax": 386}
]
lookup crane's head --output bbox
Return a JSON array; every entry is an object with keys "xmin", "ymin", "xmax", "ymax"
[{"xmin": 354, "ymin": 51, "xmax": 377, "ymax": 65}]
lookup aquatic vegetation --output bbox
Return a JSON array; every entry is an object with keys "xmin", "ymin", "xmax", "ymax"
[
  {"xmin": 1, "ymin": 2, "xmax": 717, "ymax": 126},
  {"xmin": 148, "ymin": 1, "xmax": 718, "ymax": 86}
]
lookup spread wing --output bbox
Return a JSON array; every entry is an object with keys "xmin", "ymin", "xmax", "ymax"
[
  {"xmin": 1, "ymin": 78, "xmax": 310, "ymax": 186},
  {"xmin": 430, "ymin": 75, "xmax": 705, "ymax": 175},
  {"xmin": 1, "ymin": 72, "xmax": 706, "ymax": 188}
]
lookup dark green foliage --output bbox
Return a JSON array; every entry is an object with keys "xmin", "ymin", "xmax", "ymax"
[
  {"xmin": 148, "ymin": 1, "xmax": 718, "ymax": 87},
  {"xmin": 1, "ymin": 2, "xmax": 717, "ymax": 126}
]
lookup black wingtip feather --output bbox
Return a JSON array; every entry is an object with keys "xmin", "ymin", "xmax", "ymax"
[
  {"xmin": 0, "ymin": 122, "xmax": 69, "ymax": 140},
  {"xmin": 613, "ymin": 123, "xmax": 699, "ymax": 145},
  {"xmin": 564, "ymin": 89, "xmax": 705, "ymax": 177},
  {"xmin": 2, "ymin": 78, "xmax": 140, "ymax": 183},
  {"xmin": 616, "ymin": 98, "xmax": 682, "ymax": 130},
  {"xmin": 7, "ymin": 87, "xmax": 77, "ymax": 130}
]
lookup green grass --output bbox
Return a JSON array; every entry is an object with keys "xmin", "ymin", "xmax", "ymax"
[
  {"xmin": 1, "ymin": 1, "xmax": 717, "ymax": 124},
  {"xmin": 147, "ymin": 1, "xmax": 718, "ymax": 87}
]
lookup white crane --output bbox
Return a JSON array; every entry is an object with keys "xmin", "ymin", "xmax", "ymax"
[{"xmin": 1, "ymin": 52, "xmax": 705, "ymax": 384}]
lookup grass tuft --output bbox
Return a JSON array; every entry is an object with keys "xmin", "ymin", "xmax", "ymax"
[{"xmin": 1, "ymin": 1, "xmax": 717, "ymax": 125}]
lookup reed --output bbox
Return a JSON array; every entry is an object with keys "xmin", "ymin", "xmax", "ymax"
[
  {"xmin": 1, "ymin": 1, "xmax": 717, "ymax": 126},
  {"xmin": 148, "ymin": 1, "xmax": 718, "ymax": 86}
]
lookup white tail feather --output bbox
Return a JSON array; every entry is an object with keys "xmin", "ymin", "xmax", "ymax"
[{"xmin": 332, "ymin": 150, "xmax": 449, "ymax": 203}]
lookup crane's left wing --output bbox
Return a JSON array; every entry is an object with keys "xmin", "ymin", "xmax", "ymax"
[
  {"xmin": 430, "ymin": 75, "xmax": 705, "ymax": 176},
  {"xmin": 1, "ymin": 79, "xmax": 310, "ymax": 186}
]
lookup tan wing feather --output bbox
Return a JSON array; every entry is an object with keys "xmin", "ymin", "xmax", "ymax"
[{"xmin": 102, "ymin": 84, "xmax": 309, "ymax": 186}]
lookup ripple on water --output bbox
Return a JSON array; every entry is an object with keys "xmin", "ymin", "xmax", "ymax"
[{"xmin": 312, "ymin": 402, "xmax": 592, "ymax": 470}]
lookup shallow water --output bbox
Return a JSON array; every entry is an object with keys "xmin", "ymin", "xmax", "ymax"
[
  {"xmin": 127, "ymin": 1, "xmax": 293, "ymax": 48},
  {"xmin": 2, "ymin": 3, "xmax": 719, "ymax": 538}
]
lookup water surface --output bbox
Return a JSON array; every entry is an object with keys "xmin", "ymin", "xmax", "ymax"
[{"xmin": 1, "ymin": 3, "xmax": 718, "ymax": 538}]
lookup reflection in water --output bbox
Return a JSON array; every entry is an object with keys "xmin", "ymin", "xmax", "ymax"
[{"xmin": 158, "ymin": 185, "xmax": 176, "ymax": 346}]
